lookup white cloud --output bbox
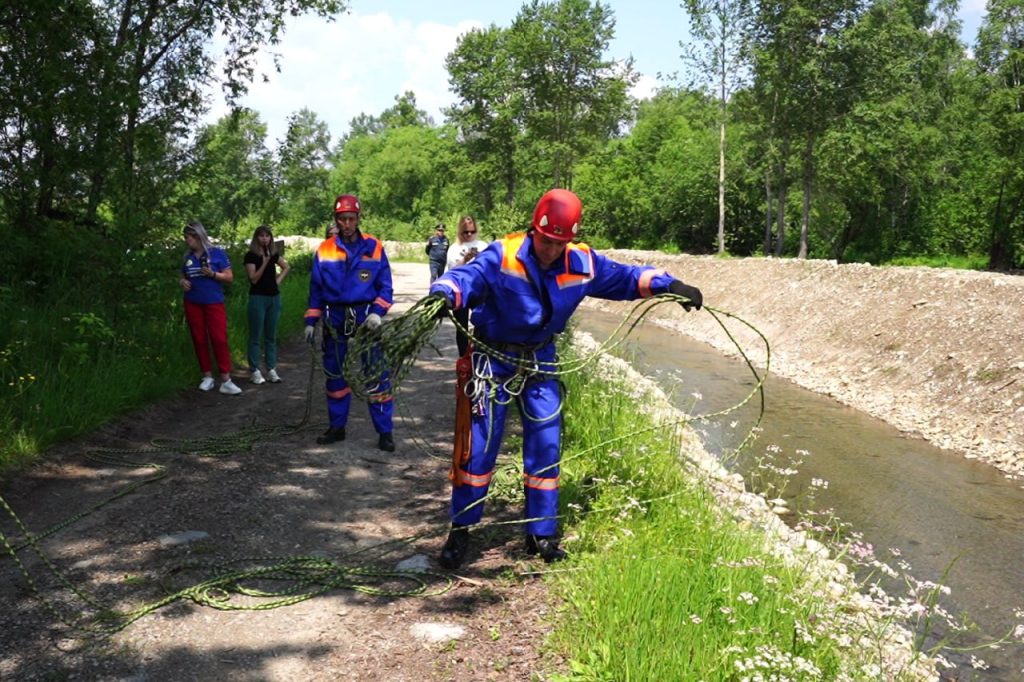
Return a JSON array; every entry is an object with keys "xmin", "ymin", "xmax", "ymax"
[
  {"xmin": 630, "ymin": 73, "xmax": 661, "ymax": 101},
  {"xmin": 959, "ymin": 0, "xmax": 988, "ymax": 16},
  {"xmin": 205, "ymin": 11, "xmax": 481, "ymax": 146}
]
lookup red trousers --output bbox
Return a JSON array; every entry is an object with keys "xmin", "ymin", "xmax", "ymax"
[{"xmin": 184, "ymin": 300, "xmax": 231, "ymax": 374}]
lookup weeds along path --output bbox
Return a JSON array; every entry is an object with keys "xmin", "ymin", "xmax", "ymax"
[{"xmin": 0, "ymin": 262, "xmax": 558, "ymax": 681}]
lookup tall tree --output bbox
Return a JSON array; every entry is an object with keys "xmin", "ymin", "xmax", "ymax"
[
  {"xmin": 173, "ymin": 109, "xmax": 277, "ymax": 239},
  {"xmin": 278, "ymin": 108, "xmax": 332, "ymax": 233},
  {"xmin": 0, "ymin": 0, "xmax": 345, "ymax": 251},
  {"xmin": 680, "ymin": 0, "xmax": 755, "ymax": 254},
  {"xmin": 446, "ymin": 25, "xmax": 524, "ymax": 210},
  {"xmin": 446, "ymin": 0, "xmax": 636, "ymax": 210},
  {"xmin": 749, "ymin": 0, "xmax": 861, "ymax": 258},
  {"xmin": 814, "ymin": 0, "xmax": 965, "ymax": 262},
  {"xmin": 510, "ymin": 0, "xmax": 637, "ymax": 189},
  {"xmin": 975, "ymin": 0, "xmax": 1024, "ymax": 269}
]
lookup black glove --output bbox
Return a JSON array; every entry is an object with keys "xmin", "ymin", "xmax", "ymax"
[
  {"xmin": 668, "ymin": 280, "xmax": 703, "ymax": 311},
  {"xmin": 427, "ymin": 292, "xmax": 453, "ymax": 319}
]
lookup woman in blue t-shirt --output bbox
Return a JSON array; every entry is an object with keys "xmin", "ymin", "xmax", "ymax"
[
  {"xmin": 243, "ymin": 225, "xmax": 290, "ymax": 384},
  {"xmin": 178, "ymin": 221, "xmax": 242, "ymax": 395}
]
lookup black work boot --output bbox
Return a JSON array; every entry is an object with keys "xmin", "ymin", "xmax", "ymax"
[
  {"xmin": 378, "ymin": 432, "xmax": 395, "ymax": 452},
  {"xmin": 316, "ymin": 427, "xmax": 346, "ymax": 444},
  {"xmin": 439, "ymin": 525, "xmax": 470, "ymax": 569},
  {"xmin": 525, "ymin": 534, "xmax": 567, "ymax": 563}
]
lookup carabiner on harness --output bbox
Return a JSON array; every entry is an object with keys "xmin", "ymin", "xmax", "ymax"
[{"xmin": 344, "ymin": 306, "xmax": 357, "ymax": 337}]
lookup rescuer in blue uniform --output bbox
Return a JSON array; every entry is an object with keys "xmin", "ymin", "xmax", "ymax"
[
  {"xmin": 427, "ymin": 188, "xmax": 703, "ymax": 568},
  {"xmin": 305, "ymin": 194, "xmax": 396, "ymax": 452}
]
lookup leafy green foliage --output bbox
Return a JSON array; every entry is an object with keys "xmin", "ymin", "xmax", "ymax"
[
  {"xmin": 0, "ymin": 0, "xmax": 347, "ymax": 257},
  {"xmin": 0, "ymin": 243, "xmax": 312, "ymax": 473},
  {"xmin": 170, "ymin": 109, "xmax": 279, "ymax": 242},
  {"xmin": 445, "ymin": 0, "xmax": 636, "ymax": 213},
  {"xmin": 277, "ymin": 108, "xmax": 334, "ymax": 234},
  {"xmin": 331, "ymin": 121, "xmax": 469, "ymax": 234},
  {"xmin": 973, "ymin": 0, "xmax": 1024, "ymax": 269}
]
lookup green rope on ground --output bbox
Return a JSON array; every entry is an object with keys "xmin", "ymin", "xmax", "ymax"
[
  {"xmin": 1, "ymin": 295, "xmax": 772, "ymax": 641},
  {"xmin": 0, "ymin": 346, "xmax": 458, "ymax": 640},
  {"xmin": 105, "ymin": 555, "xmax": 453, "ymax": 634},
  {"xmin": 1, "ymin": 500, "xmax": 454, "ymax": 637}
]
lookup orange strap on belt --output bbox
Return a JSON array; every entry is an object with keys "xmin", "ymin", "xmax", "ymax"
[{"xmin": 449, "ymin": 349, "xmax": 473, "ymax": 486}]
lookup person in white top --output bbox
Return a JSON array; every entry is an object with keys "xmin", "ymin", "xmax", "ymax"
[{"xmin": 445, "ymin": 215, "xmax": 489, "ymax": 356}]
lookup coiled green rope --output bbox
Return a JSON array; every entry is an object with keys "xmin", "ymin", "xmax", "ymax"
[{"xmin": 348, "ymin": 292, "xmax": 770, "ymax": 531}]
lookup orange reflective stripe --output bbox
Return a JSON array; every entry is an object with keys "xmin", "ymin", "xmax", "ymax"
[
  {"xmin": 360, "ymin": 235, "xmax": 383, "ymax": 261},
  {"xmin": 327, "ymin": 387, "xmax": 352, "ymax": 399},
  {"xmin": 455, "ymin": 468, "xmax": 494, "ymax": 487},
  {"xmin": 434, "ymin": 279, "xmax": 462, "ymax": 309},
  {"xmin": 373, "ymin": 296, "xmax": 392, "ymax": 311},
  {"xmin": 318, "ymin": 240, "xmax": 347, "ymax": 262},
  {"xmin": 305, "ymin": 308, "xmax": 323, "ymax": 318},
  {"xmin": 500, "ymin": 234, "xmax": 528, "ymax": 280},
  {"xmin": 556, "ymin": 243, "xmax": 593, "ymax": 289},
  {"xmin": 638, "ymin": 268, "xmax": 666, "ymax": 298},
  {"xmin": 523, "ymin": 474, "xmax": 559, "ymax": 490},
  {"xmin": 367, "ymin": 392, "xmax": 393, "ymax": 403}
]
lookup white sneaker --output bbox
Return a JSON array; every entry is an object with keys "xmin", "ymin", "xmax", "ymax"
[
  {"xmin": 219, "ymin": 380, "xmax": 242, "ymax": 395},
  {"xmin": 267, "ymin": 368, "xmax": 281, "ymax": 383},
  {"xmin": 199, "ymin": 377, "xmax": 215, "ymax": 391},
  {"xmin": 250, "ymin": 369, "xmax": 265, "ymax": 385}
]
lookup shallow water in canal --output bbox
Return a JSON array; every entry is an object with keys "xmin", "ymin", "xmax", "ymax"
[{"xmin": 576, "ymin": 309, "xmax": 1024, "ymax": 681}]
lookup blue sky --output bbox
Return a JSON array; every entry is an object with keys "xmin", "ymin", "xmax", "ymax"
[{"xmin": 206, "ymin": 0, "xmax": 989, "ymax": 146}]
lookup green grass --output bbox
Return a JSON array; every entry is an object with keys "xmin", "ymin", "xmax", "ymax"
[
  {"xmin": 547, "ymin": 341, "xmax": 927, "ymax": 680},
  {"xmin": 884, "ymin": 254, "xmax": 989, "ymax": 270},
  {"xmin": 0, "ymin": 247, "xmax": 311, "ymax": 474}
]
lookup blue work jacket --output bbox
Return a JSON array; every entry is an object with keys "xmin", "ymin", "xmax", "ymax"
[
  {"xmin": 305, "ymin": 232, "xmax": 393, "ymax": 326},
  {"xmin": 429, "ymin": 232, "xmax": 677, "ymax": 345}
]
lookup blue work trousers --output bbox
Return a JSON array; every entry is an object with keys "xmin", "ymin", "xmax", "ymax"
[
  {"xmin": 322, "ymin": 324, "xmax": 393, "ymax": 434},
  {"xmin": 451, "ymin": 376, "xmax": 562, "ymax": 537}
]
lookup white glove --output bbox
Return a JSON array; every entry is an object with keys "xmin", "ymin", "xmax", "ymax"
[
  {"xmin": 304, "ymin": 326, "xmax": 316, "ymax": 344},
  {"xmin": 364, "ymin": 313, "xmax": 382, "ymax": 330}
]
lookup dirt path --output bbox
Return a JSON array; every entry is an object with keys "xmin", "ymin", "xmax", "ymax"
[{"xmin": 1, "ymin": 263, "xmax": 558, "ymax": 681}]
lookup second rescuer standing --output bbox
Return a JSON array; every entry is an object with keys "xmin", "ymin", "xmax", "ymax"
[
  {"xmin": 305, "ymin": 194, "xmax": 396, "ymax": 452},
  {"xmin": 427, "ymin": 188, "xmax": 703, "ymax": 569}
]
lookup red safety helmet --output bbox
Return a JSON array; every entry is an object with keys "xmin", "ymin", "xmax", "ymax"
[
  {"xmin": 334, "ymin": 194, "xmax": 361, "ymax": 215},
  {"xmin": 531, "ymin": 189, "xmax": 581, "ymax": 242}
]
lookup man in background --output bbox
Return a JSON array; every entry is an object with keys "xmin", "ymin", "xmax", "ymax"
[
  {"xmin": 426, "ymin": 223, "xmax": 449, "ymax": 283},
  {"xmin": 305, "ymin": 194, "xmax": 396, "ymax": 452}
]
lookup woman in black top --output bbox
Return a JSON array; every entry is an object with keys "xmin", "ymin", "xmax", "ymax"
[{"xmin": 244, "ymin": 225, "xmax": 291, "ymax": 384}]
